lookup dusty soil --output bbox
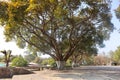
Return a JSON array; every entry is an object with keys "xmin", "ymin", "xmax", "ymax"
[{"xmin": 1, "ymin": 66, "xmax": 120, "ymax": 80}]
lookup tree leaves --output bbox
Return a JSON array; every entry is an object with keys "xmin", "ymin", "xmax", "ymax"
[
  {"xmin": 0, "ymin": 2, "xmax": 8, "ymax": 25},
  {"xmin": 0, "ymin": 0, "xmax": 113, "ymax": 62},
  {"xmin": 115, "ymin": 5, "xmax": 120, "ymax": 21},
  {"xmin": 111, "ymin": 46, "xmax": 120, "ymax": 63}
]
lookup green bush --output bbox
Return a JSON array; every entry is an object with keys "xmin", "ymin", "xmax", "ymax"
[
  {"xmin": 11, "ymin": 56, "xmax": 28, "ymax": 67},
  {"xmin": 42, "ymin": 58, "xmax": 56, "ymax": 67},
  {"xmin": 66, "ymin": 59, "xmax": 72, "ymax": 66}
]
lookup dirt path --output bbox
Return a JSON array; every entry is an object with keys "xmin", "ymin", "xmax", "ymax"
[
  {"xmin": 34, "ymin": 69, "xmax": 120, "ymax": 80},
  {"xmin": 1, "ymin": 66, "xmax": 120, "ymax": 80}
]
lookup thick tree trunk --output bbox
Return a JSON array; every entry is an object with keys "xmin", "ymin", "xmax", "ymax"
[
  {"xmin": 56, "ymin": 61, "xmax": 65, "ymax": 70},
  {"xmin": 72, "ymin": 61, "xmax": 75, "ymax": 68}
]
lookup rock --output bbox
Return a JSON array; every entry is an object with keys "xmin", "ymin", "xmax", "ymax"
[
  {"xmin": 0, "ymin": 67, "xmax": 32, "ymax": 78},
  {"xmin": 12, "ymin": 67, "xmax": 33, "ymax": 75},
  {"xmin": 0, "ymin": 67, "xmax": 13, "ymax": 78}
]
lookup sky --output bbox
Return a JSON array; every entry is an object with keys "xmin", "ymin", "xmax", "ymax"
[
  {"xmin": 98, "ymin": 0, "xmax": 120, "ymax": 55},
  {"xmin": 0, "ymin": 0, "xmax": 120, "ymax": 56},
  {"xmin": 0, "ymin": 27, "xmax": 25, "ymax": 55}
]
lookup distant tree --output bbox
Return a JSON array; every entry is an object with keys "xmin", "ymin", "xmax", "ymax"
[
  {"xmin": 33, "ymin": 57, "xmax": 42, "ymax": 64},
  {"xmin": 24, "ymin": 53, "xmax": 36, "ymax": 62},
  {"xmin": 111, "ymin": 46, "xmax": 120, "ymax": 63},
  {"xmin": 0, "ymin": 0, "xmax": 114, "ymax": 69},
  {"xmin": 0, "ymin": 50, "xmax": 12, "ymax": 67},
  {"xmin": 94, "ymin": 54, "xmax": 110, "ymax": 65},
  {"xmin": 115, "ymin": 4, "xmax": 120, "ymax": 21},
  {"xmin": 109, "ymin": 50, "xmax": 114, "ymax": 61},
  {"xmin": 82, "ymin": 55, "xmax": 94, "ymax": 65},
  {"xmin": 0, "ymin": 56, "xmax": 4, "ymax": 62}
]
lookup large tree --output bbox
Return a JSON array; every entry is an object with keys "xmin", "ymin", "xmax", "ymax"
[{"xmin": 0, "ymin": 0, "xmax": 113, "ymax": 69}]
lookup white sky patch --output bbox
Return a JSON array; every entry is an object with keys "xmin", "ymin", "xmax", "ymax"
[{"xmin": 0, "ymin": 27, "xmax": 25, "ymax": 55}]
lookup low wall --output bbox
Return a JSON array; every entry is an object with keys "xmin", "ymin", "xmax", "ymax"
[{"xmin": 0, "ymin": 67, "xmax": 32, "ymax": 78}]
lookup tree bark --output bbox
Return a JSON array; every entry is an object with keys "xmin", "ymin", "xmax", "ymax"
[
  {"xmin": 6, "ymin": 61, "xmax": 9, "ymax": 67},
  {"xmin": 56, "ymin": 61, "xmax": 65, "ymax": 70}
]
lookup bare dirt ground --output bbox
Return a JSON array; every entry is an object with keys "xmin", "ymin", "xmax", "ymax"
[{"xmin": 1, "ymin": 66, "xmax": 120, "ymax": 80}]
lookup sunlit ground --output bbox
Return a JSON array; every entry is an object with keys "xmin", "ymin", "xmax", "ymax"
[{"xmin": 3, "ymin": 66, "xmax": 120, "ymax": 80}]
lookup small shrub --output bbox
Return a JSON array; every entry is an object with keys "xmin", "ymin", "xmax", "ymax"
[
  {"xmin": 11, "ymin": 56, "xmax": 28, "ymax": 67},
  {"xmin": 42, "ymin": 58, "xmax": 56, "ymax": 67},
  {"xmin": 66, "ymin": 59, "xmax": 72, "ymax": 66}
]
